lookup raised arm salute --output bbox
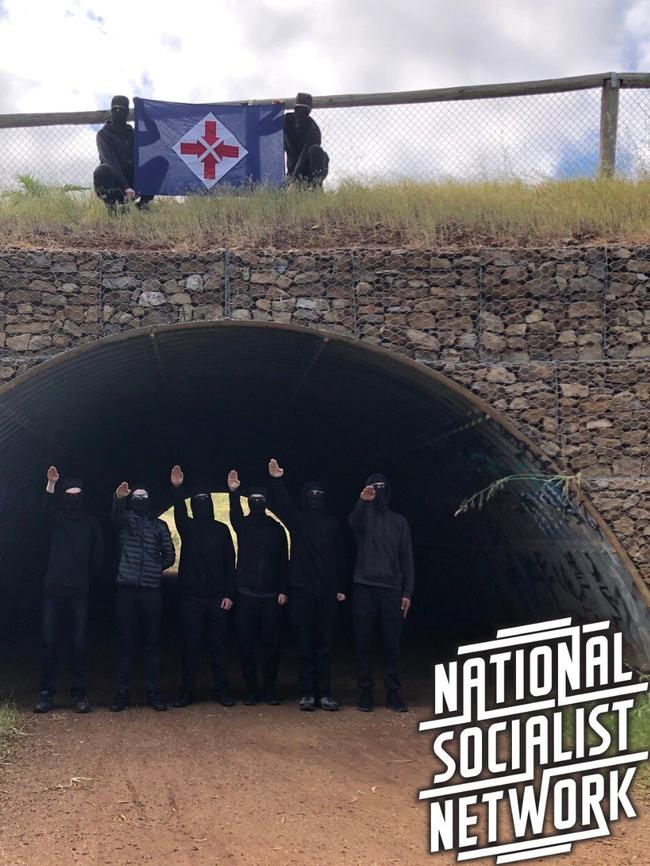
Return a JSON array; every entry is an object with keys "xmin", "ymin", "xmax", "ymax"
[
  {"xmin": 110, "ymin": 479, "xmax": 174, "ymax": 713},
  {"xmin": 170, "ymin": 465, "xmax": 236, "ymax": 709},
  {"xmin": 229, "ymin": 467, "xmax": 288, "ymax": 706},
  {"xmin": 348, "ymin": 473, "xmax": 414, "ymax": 714},
  {"xmin": 268, "ymin": 458, "xmax": 347, "ymax": 712},
  {"xmin": 34, "ymin": 466, "xmax": 103, "ymax": 715}
]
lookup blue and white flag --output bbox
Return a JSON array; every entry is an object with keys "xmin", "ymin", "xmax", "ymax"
[{"xmin": 133, "ymin": 98, "xmax": 285, "ymax": 195}]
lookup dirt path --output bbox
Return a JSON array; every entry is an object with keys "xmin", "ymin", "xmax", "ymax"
[{"xmin": 0, "ymin": 697, "xmax": 648, "ymax": 866}]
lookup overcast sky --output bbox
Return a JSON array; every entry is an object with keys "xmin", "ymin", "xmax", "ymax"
[
  {"xmin": 0, "ymin": 0, "xmax": 648, "ymax": 113},
  {"xmin": 0, "ymin": 1, "xmax": 649, "ymax": 187}
]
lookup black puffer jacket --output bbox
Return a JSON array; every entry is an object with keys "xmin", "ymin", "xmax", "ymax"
[
  {"xmin": 111, "ymin": 496, "xmax": 175, "ymax": 589},
  {"xmin": 229, "ymin": 491, "xmax": 288, "ymax": 595}
]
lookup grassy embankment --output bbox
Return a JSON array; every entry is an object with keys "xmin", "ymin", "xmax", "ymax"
[
  {"xmin": 630, "ymin": 682, "xmax": 650, "ymax": 791},
  {"xmin": 2, "ymin": 177, "xmax": 650, "ymax": 249},
  {"xmin": 0, "ymin": 702, "xmax": 24, "ymax": 765}
]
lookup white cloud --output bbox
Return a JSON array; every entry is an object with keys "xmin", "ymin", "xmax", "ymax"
[{"xmin": 0, "ymin": 0, "xmax": 647, "ymax": 186}]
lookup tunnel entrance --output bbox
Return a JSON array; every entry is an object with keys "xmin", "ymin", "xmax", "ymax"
[{"xmin": 0, "ymin": 320, "xmax": 649, "ymax": 691}]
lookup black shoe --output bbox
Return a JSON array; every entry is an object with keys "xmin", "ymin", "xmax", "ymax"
[
  {"xmin": 148, "ymin": 692, "xmax": 168, "ymax": 711},
  {"xmin": 358, "ymin": 688, "xmax": 374, "ymax": 712},
  {"xmin": 386, "ymin": 689, "xmax": 408, "ymax": 712},
  {"xmin": 172, "ymin": 692, "xmax": 194, "ymax": 708},
  {"xmin": 73, "ymin": 694, "xmax": 91, "ymax": 714},
  {"xmin": 110, "ymin": 691, "xmax": 129, "ymax": 712},
  {"xmin": 262, "ymin": 688, "xmax": 281, "ymax": 706},
  {"xmin": 215, "ymin": 691, "xmax": 235, "ymax": 707},
  {"xmin": 33, "ymin": 690, "xmax": 53, "ymax": 714},
  {"xmin": 299, "ymin": 696, "xmax": 316, "ymax": 711},
  {"xmin": 243, "ymin": 692, "xmax": 259, "ymax": 706},
  {"xmin": 319, "ymin": 696, "xmax": 339, "ymax": 711}
]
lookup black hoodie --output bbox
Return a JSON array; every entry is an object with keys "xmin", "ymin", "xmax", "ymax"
[
  {"xmin": 96, "ymin": 119, "xmax": 134, "ymax": 189},
  {"xmin": 348, "ymin": 474, "xmax": 414, "ymax": 598},
  {"xmin": 173, "ymin": 486, "xmax": 235, "ymax": 600},
  {"xmin": 269, "ymin": 475, "xmax": 346, "ymax": 596},
  {"xmin": 42, "ymin": 485, "xmax": 104, "ymax": 593},
  {"xmin": 229, "ymin": 489, "xmax": 288, "ymax": 595}
]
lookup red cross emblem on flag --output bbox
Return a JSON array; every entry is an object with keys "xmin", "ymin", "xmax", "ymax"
[{"xmin": 173, "ymin": 113, "xmax": 248, "ymax": 188}]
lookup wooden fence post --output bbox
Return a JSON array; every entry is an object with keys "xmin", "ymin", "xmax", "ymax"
[{"xmin": 599, "ymin": 72, "xmax": 620, "ymax": 176}]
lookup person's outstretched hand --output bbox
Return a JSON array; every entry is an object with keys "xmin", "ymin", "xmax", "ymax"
[
  {"xmin": 360, "ymin": 485, "xmax": 375, "ymax": 501},
  {"xmin": 116, "ymin": 481, "xmax": 131, "ymax": 500},
  {"xmin": 171, "ymin": 465, "xmax": 184, "ymax": 488},
  {"xmin": 228, "ymin": 470, "xmax": 240, "ymax": 492},
  {"xmin": 268, "ymin": 458, "xmax": 284, "ymax": 478}
]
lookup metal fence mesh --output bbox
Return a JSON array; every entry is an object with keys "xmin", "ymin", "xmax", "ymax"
[{"xmin": 1, "ymin": 85, "xmax": 650, "ymax": 189}]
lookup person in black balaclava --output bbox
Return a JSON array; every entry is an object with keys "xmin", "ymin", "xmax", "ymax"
[
  {"xmin": 34, "ymin": 466, "xmax": 104, "ymax": 714},
  {"xmin": 169, "ymin": 465, "xmax": 236, "ymax": 708},
  {"xmin": 284, "ymin": 92, "xmax": 329, "ymax": 187},
  {"xmin": 268, "ymin": 458, "xmax": 346, "ymax": 711},
  {"xmin": 110, "ymin": 479, "xmax": 175, "ymax": 712},
  {"xmin": 227, "ymin": 469, "xmax": 288, "ymax": 706},
  {"xmin": 348, "ymin": 473, "xmax": 414, "ymax": 713},
  {"xmin": 93, "ymin": 95, "xmax": 154, "ymax": 210}
]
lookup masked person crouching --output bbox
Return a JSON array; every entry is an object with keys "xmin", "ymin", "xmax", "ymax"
[
  {"xmin": 284, "ymin": 92, "xmax": 329, "ymax": 187},
  {"xmin": 110, "ymin": 481, "xmax": 175, "ymax": 712},
  {"xmin": 93, "ymin": 95, "xmax": 154, "ymax": 211},
  {"xmin": 348, "ymin": 474, "xmax": 414, "ymax": 713},
  {"xmin": 34, "ymin": 466, "xmax": 104, "ymax": 714}
]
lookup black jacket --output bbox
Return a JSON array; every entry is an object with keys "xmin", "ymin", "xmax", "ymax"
[
  {"xmin": 42, "ymin": 492, "xmax": 104, "ymax": 593},
  {"xmin": 348, "ymin": 497, "xmax": 414, "ymax": 599},
  {"xmin": 111, "ymin": 496, "xmax": 175, "ymax": 589},
  {"xmin": 269, "ymin": 477, "xmax": 345, "ymax": 596},
  {"xmin": 173, "ymin": 488, "xmax": 235, "ymax": 600},
  {"xmin": 284, "ymin": 113, "xmax": 322, "ymax": 176},
  {"xmin": 229, "ymin": 492, "xmax": 288, "ymax": 595},
  {"xmin": 96, "ymin": 120, "xmax": 134, "ymax": 189}
]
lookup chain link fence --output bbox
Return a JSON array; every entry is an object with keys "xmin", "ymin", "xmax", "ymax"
[{"xmin": 0, "ymin": 74, "xmax": 649, "ymax": 190}]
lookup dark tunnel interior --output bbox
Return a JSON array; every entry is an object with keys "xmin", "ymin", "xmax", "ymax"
[{"xmin": 1, "ymin": 321, "xmax": 649, "ymax": 695}]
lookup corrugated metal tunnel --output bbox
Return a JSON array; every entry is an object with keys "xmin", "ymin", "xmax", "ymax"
[{"xmin": 1, "ymin": 321, "xmax": 649, "ymax": 669}]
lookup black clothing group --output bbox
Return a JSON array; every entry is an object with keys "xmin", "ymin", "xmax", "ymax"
[
  {"xmin": 38, "ymin": 473, "xmax": 414, "ymax": 709},
  {"xmin": 40, "ymin": 490, "xmax": 103, "ymax": 698},
  {"xmin": 94, "ymin": 103, "xmax": 328, "ymax": 207}
]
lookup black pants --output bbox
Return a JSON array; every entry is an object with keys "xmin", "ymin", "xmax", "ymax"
[
  {"xmin": 40, "ymin": 589, "xmax": 88, "ymax": 696},
  {"xmin": 353, "ymin": 584, "xmax": 403, "ymax": 691},
  {"xmin": 180, "ymin": 596, "xmax": 230, "ymax": 694},
  {"xmin": 290, "ymin": 586, "xmax": 336, "ymax": 697},
  {"xmin": 116, "ymin": 586, "xmax": 162, "ymax": 694},
  {"xmin": 294, "ymin": 145, "xmax": 329, "ymax": 186},
  {"xmin": 236, "ymin": 592, "xmax": 281, "ymax": 694},
  {"xmin": 93, "ymin": 164, "xmax": 154, "ymax": 208}
]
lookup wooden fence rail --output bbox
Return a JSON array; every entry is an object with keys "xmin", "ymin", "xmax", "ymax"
[{"xmin": 0, "ymin": 72, "xmax": 647, "ymax": 176}]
